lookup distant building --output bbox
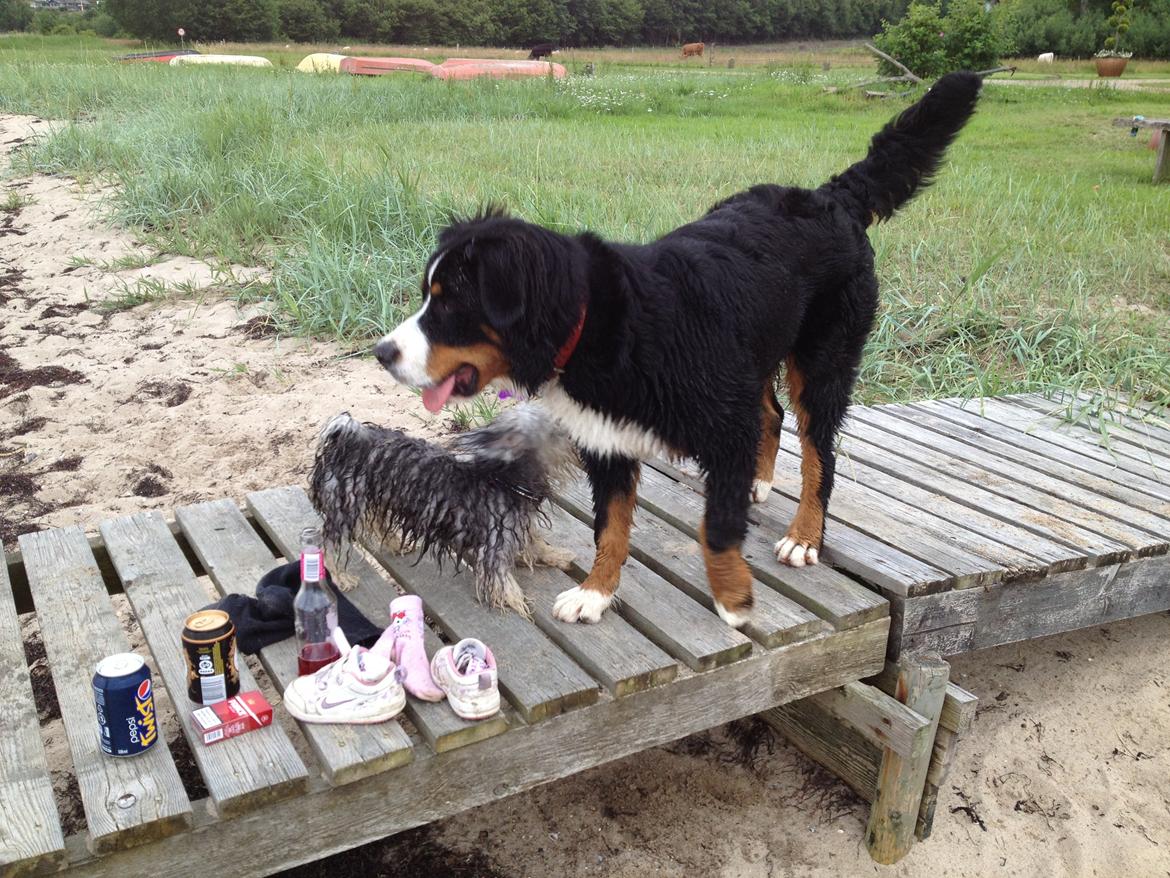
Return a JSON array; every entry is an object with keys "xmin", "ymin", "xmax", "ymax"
[{"xmin": 29, "ymin": 0, "xmax": 89, "ymax": 10}]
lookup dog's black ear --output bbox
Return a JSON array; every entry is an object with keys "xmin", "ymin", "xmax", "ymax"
[{"xmin": 472, "ymin": 237, "xmax": 535, "ymax": 330}]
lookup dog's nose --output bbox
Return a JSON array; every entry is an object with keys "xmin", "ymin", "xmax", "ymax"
[{"xmin": 374, "ymin": 339, "xmax": 401, "ymax": 369}]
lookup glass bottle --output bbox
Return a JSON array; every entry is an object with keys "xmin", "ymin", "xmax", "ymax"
[{"xmin": 294, "ymin": 526, "xmax": 340, "ymax": 675}]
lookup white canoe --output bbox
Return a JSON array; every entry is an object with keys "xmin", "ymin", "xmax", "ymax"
[
  {"xmin": 170, "ymin": 54, "xmax": 273, "ymax": 68},
  {"xmin": 296, "ymin": 53, "xmax": 345, "ymax": 73}
]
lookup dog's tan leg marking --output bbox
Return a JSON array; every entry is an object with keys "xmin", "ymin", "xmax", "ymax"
[
  {"xmin": 752, "ymin": 381, "xmax": 782, "ymax": 503},
  {"xmin": 774, "ymin": 357, "xmax": 823, "ymax": 567},
  {"xmin": 699, "ymin": 521, "xmax": 753, "ymax": 627},
  {"xmin": 553, "ymin": 488, "xmax": 635, "ymax": 623}
]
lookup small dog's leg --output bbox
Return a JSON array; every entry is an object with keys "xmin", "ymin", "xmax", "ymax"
[
  {"xmin": 752, "ymin": 381, "xmax": 783, "ymax": 504},
  {"xmin": 477, "ymin": 556, "xmax": 533, "ymax": 619},
  {"xmin": 523, "ymin": 532, "xmax": 575, "ymax": 571}
]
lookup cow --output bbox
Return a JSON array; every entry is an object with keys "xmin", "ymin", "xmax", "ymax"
[
  {"xmin": 529, "ymin": 43, "xmax": 556, "ymax": 60},
  {"xmin": 681, "ymin": 42, "xmax": 704, "ymax": 58}
]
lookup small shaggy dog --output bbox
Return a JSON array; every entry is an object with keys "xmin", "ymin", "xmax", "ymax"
[
  {"xmin": 373, "ymin": 72, "xmax": 982, "ymax": 628},
  {"xmin": 308, "ymin": 405, "xmax": 577, "ymax": 616}
]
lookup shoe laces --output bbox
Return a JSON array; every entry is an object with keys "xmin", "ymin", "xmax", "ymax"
[{"xmin": 456, "ymin": 649, "xmax": 487, "ymax": 677}]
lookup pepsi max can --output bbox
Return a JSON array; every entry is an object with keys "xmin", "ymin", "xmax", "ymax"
[{"xmin": 92, "ymin": 653, "xmax": 158, "ymax": 757}]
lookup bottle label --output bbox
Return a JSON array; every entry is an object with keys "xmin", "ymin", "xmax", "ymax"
[{"xmin": 301, "ymin": 551, "xmax": 322, "ymax": 583}]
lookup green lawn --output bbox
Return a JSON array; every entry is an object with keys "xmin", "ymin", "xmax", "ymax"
[{"xmin": 2, "ymin": 34, "xmax": 1168, "ymax": 407}]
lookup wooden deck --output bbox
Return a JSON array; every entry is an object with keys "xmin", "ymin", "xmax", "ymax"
[
  {"xmin": 756, "ymin": 392, "xmax": 1168, "ymax": 656},
  {"xmin": 2, "ymin": 478, "xmax": 890, "ymax": 876},
  {"xmin": 5, "ymin": 389, "xmax": 1164, "ymax": 873}
]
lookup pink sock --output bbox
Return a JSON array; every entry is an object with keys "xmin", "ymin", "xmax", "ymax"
[{"xmin": 373, "ymin": 595, "xmax": 445, "ymax": 702}]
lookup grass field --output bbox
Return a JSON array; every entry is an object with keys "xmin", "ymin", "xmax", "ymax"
[{"xmin": 2, "ymin": 33, "xmax": 1168, "ymax": 408}]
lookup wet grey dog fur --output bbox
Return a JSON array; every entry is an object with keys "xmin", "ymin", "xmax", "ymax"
[{"xmin": 309, "ymin": 404, "xmax": 578, "ymax": 616}]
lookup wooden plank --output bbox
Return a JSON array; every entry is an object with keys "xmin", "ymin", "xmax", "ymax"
[
  {"xmin": 365, "ymin": 545, "xmax": 600, "ymax": 723},
  {"xmin": 634, "ymin": 466, "xmax": 888, "ymax": 628},
  {"xmin": 868, "ymin": 666, "xmax": 977, "ymax": 737},
  {"xmin": 832, "ymin": 421, "xmax": 1131, "ymax": 569},
  {"xmin": 763, "ymin": 697, "xmax": 880, "ymax": 802},
  {"xmin": 774, "ymin": 445, "xmax": 1040, "ymax": 580},
  {"xmin": 543, "ymin": 505, "xmax": 753, "ymax": 670},
  {"xmin": 844, "ymin": 408, "xmax": 1161, "ymax": 557},
  {"xmin": 897, "ymin": 401, "xmax": 1170, "ymax": 525},
  {"xmin": 555, "ymin": 475, "xmax": 830, "ymax": 648},
  {"xmin": 0, "ymin": 544, "xmax": 66, "ymax": 875},
  {"xmin": 897, "ymin": 555, "xmax": 1170, "ymax": 655},
  {"xmin": 947, "ymin": 397, "xmax": 1170, "ymax": 485},
  {"xmin": 62, "ymin": 618, "xmax": 888, "ymax": 878},
  {"xmin": 645, "ymin": 457, "xmax": 945, "ymax": 597},
  {"xmin": 175, "ymin": 499, "xmax": 414, "ymax": 784},
  {"xmin": 98, "ymin": 513, "xmax": 308, "ymax": 818},
  {"xmin": 18, "ymin": 528, "xmax": 192, "ymax": 853},
  {"xmin": 826, "ymin": 446, "xmax": 1077, "ymax": 573},
  {"xmin": 504, "ymin": 563, "xmax": 680, "ymax": 698},
  {"xmin": 910, "ymin": 398, "xmax": 1170, "ymax": 507},
  {"xmin": 998, "ymin": 396, "xmax": 1170, "ymax": 472},
  {"xmin": 865, "ymin": 652, "xmax": 949, "ymax": 864},
  {"xmin": 245, "ymin": 487, "xmax": 510, "ymax": 754},
  {"xmin": 854, "ymin": 405, "xmax": 1170, "ymax": 548},
  {"xmin": 810, "ymin": 681, "xmax": 929, "ymax": 759}
]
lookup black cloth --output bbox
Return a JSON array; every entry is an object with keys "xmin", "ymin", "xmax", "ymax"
[{"xmin": 207, "ymin": 561, "xmax": 383, "ymax": 655}]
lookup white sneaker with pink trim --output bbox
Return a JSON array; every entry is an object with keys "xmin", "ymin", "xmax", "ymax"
[
  {"xmin": 430, "ymin": 638, "xmax": 500, "ymax": 720},
  {"xmin": 284, "ymin": 630, "xmax": 406, "ymax": 725}
]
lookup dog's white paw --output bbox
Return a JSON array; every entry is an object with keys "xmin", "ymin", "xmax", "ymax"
[
  {"xmin": 750, "ymin": 479, "xmax": 773, "ymax": 504},
  {"xmin": 774, "ymin": 537, "xmax": 819, "ymax": 568},
  {"xmin": 714, "ymin": 599, "xmax": 751, "ymax": 628},
  {"xmin": 553, "ymin": 586, "xmax": 612, "ymax": 624}
]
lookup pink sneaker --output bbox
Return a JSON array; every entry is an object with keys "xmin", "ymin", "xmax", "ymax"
[
  {"xmin": 431, "ymin": 638, "xmax": 500, "ymax": 720},
  {"xmin": 370, "ymin": 595, "xmax": 445, "ymax": 703}
]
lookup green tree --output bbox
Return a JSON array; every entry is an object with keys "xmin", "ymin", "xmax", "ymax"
[
  {"xmin": 874, "ymin": 2, "xmax": 948, "ymax": 75},
  {"xmin": 0, "ymin": 0, "xmax": 34, "ymax": 31},
  {"xmin": 280, "ymin": 0, "xmax": 340, "ymax": 42}
]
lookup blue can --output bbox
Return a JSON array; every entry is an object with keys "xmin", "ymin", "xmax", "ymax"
[{"xmin": 92, "ymin": 653, "xmax": 158, "ymax": 757}]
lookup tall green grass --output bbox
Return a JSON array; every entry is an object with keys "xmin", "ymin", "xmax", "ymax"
[{"xmin": 2, "ymin": 37, "xmax": 1168, "ymax": 407}]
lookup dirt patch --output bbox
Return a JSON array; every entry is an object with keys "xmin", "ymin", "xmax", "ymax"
[
  {"xmin": 0, "ymin": 351, "xmax": 86, "ymax": 399},
  {"xmin": 44, "ymin": 455, "xmax": 83, "ymax": 472},
  {"xmin": 22, "ymin": 625, "xmax": 61, "ymax": 724},
  {"xmin": 0, "ymin": 265, "xmax": 25, "ymax": 304},
  {"xmin": 0, "ymin": 472, "xmax": 38, "ymax": 497},
  {"xmin": 133, "ymin": 379, "xmax": 192, "ymax": 408},
  {"xmin": 38, "ymin": 303, "xmax": 88, "ymax": 319},
  {"xmin": 0, "ymin": 212, "xmax": 26, "ymax": 238},
  {"xmin": 238, "ymin": 314, "xmax": 279, "ymax": 339}
]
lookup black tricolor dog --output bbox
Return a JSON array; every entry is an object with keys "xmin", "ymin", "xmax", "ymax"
[{"xmin": 374, "ymin": 72, "xmax": 982, "ymax": 627}]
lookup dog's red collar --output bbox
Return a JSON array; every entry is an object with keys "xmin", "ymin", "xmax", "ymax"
[{"xmin": 552, "ymin": 305, "xmax": 587, "ymax": 375}]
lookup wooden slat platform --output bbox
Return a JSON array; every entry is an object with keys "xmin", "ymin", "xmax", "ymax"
[
  {"xmin": 744, "ymin": 394, "xmax": 1168, "ymax": 657},
  {"xmin": 5, "ymin": 476, "xmax": 888, "ymax": 874}
]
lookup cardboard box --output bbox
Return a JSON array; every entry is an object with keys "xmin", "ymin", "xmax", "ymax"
[{"xmin": 192, "ymin": 691, "xmax": 273, "ymax": 745}]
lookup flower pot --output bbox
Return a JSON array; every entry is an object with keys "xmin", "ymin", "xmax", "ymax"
[{"xmin": 1095, "ymin": 57, "xmax": 1128, "ymax": 77}]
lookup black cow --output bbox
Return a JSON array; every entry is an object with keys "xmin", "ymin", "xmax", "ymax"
[{"xmin": 528, "ymin": 43, "xmax": 556, "ymax": 60}]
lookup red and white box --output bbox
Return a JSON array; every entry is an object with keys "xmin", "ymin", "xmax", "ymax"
[{"xmin": 192, "ymin": 691, "xmax": 273, "ymax": 745}]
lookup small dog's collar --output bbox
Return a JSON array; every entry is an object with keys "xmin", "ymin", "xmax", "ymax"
[{"xmin": 552, "ymin": 305, "xmax": 587, "ymax": 375}]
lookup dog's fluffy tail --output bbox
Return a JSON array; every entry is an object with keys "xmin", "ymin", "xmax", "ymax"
[{"xmin": 821, "ymin": 71, "xmax": 981, "ymax": 225}]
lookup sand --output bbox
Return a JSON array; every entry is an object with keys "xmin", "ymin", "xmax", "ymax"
[{"xmin": 3, "ymin": 113, "xmax": 1167, "ymax": 877}]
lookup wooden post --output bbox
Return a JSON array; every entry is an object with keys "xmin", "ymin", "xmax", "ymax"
[
  {"xmin": 865, "ymin": 652, "xmax": 949, "ymax": 864},
  {"xmin": 1154, "ymin": 128, "xmax": 1168, "ymax": 183}
]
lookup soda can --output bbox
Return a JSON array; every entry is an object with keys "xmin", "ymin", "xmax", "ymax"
[
  {"xmin": 181, "ymin": 609, "xmax": 240, "ymax": 704},
  {"xmin": 92, "ymin": 653, "xmax": 158, "ymax": 757}
]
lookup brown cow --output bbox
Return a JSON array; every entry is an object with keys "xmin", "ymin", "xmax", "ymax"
[{"xmin": 681, "ymin": 42, "xmax": 704, "ymax": 58}]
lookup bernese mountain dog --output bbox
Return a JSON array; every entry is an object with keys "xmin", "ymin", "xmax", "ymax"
[{"xmin": 374, "ymin": 71, "xmax": 982, "ymax": 627}]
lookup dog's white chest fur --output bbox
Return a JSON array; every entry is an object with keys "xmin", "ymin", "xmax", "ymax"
[{"xmin": 539, "ymin": 382, "xmax": 670, "ymax": 460}]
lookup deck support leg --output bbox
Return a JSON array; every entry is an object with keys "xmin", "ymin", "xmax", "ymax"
[
  {"xmin": 864, "ymin": 652, "xmax": 949, "ymax": 864},
  {"xmin": 1154, "ymin": 128, "xmax": 1168, "ymax": 183}
]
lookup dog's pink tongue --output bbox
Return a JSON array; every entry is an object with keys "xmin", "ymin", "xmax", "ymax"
[{"xmin": 422, "ymin": 374, "xmax": 457, "ymax": 413}]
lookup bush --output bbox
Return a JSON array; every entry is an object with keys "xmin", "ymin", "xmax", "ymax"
[
  {"xmin": 943, "ymin": 0, "xmax": 1004, "ymax": 71},
  {"xmin": 0, "ymin": 0, "xmax": 33, "ymax": 31},
  {"xmin": 875, "ymin": 0, "xmax": 1003, "ymax": 76},
  {"xmin": 874, "ymin": 3, "xmax": 949, "ymax": 77}
]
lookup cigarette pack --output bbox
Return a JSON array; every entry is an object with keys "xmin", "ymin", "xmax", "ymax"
[{"xmin": 192, "ymin": 691, "xmax": 273, "ymax": 745}]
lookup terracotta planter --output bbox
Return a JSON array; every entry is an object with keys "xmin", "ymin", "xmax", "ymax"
[{"xmin": 1095, "ymin": 56, "xmax": 1129, "ymax": 77}]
